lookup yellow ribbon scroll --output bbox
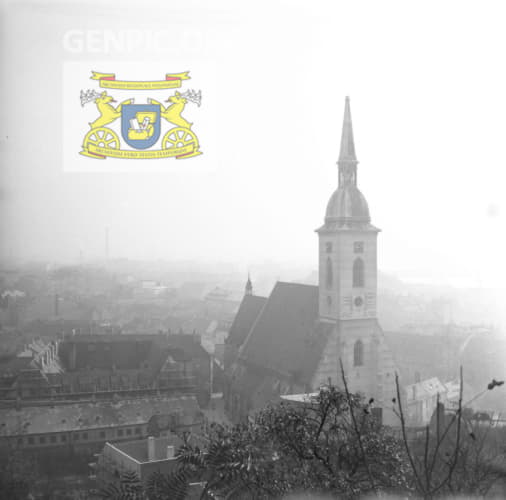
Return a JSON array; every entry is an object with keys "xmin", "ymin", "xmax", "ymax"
[
  {"xmin": 80, "ymin": 143, "xmax": 201, "ymax": 159},
  {"xmin": 90, "ymin": 71, "xmax": 190, "ymax": 90}
]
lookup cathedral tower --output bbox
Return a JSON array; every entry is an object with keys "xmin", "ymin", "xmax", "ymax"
[{"xmin": 316, "ymin": 97, "xmax": 380, "ymax": 322}]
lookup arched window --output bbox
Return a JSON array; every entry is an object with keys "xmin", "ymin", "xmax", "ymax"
[
  {"xmin": 353, "ymin": 258, "xmax": 364, "ymax": 288},
  {"xmin": 353, "ymin": 340, "xmax": 364, "ymax": 367},
  {"xmin": 326, "ymin": 257, "xmax": 333, "ymax": 288}
]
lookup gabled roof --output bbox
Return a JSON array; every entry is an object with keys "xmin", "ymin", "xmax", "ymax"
[
  {"xmin": 406, "ymin": 377, "xmax": 447, "ymax": 402},
  {"xmin": 235, "ymin": 282, "xmax": 333, "ymax": 387},
  {"xmin": 227, "ymin": 295, "xmax": 267, "ymax": 348}
]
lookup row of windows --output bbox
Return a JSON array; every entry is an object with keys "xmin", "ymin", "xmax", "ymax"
[
  {"xmin": 326, "ymin": 257, "xmax": 365, "ymax": 289},
  {"xmin": 325, "ymin": 241, "xmax": 364, "ymax": 254},
  {"xmin": 17, "ymin": 426, "xmax": 143, "ymax": 446}
]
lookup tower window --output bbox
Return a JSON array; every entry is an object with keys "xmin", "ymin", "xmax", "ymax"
[
  {"xmin": 326, "ymin": 295, "xmax": 332, "ymax": 312},
  {"xmin": 353, "ymin": 258, "xmax": 364, "ymax": 288},
  {"xmin": 326, "ymin": 257, "xmax": 333, "ymax": 289},
  {"xmin": 326, "ymin": 242, "xmax": 333, "ymax": 253},
  {"xmin": 353, "ymin": 340, "xmax": 364, "ymax": 367},
  {"xmin": 354, "ymin": 241, "xmax": 364, "ymax": 253}
]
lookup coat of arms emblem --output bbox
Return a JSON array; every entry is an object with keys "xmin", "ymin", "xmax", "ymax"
[{"xmin": 79, "ymin": 71, "xmax": 202, "ymax": 159}]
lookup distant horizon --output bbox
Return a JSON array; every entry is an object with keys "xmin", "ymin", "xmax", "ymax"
[{"xmin": 1, "ymin": 255, "xmax": 505, "ymax": 293}]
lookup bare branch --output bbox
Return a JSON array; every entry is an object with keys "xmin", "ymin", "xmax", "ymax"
[
  {"xmin": 339, "ymin": 358, "xmax": 378, "ymax": 496},
  {"xmin": 394, "ymin": 371, "xmax": 426, "ymax": 496}
]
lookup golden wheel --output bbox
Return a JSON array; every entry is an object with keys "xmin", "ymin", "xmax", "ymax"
[
  {"xmin": 81, "ymin": 127, "xmax": 120, "ymax": 157},
  {"xmin": 162, "ymin": 127, "xmax": 200, "ymax": 157}
]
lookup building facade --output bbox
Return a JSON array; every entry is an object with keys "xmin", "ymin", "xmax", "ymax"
[
  {"xmin": 95, "ymin": 435, "xmax": 205, "ymax": 497},
  {"xmin": 225, "ymin": 98, "xmax": 399, "ymax": 425},
  {"xmin": 0, "ymin": 395, "xmax": 202, "ymax": 455}
]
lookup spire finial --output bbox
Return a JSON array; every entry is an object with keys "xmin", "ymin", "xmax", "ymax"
[{"xmin": 338, "ymin": 96, "xmax": 358, "ymax": 187}]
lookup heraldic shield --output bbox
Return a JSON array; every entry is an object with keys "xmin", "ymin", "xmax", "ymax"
[{"xmin": 121, "ymin": 104, "xmax": 161, "ymax": 150}]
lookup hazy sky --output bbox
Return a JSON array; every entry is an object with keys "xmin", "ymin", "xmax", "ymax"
[{"xmin": 1, "ymin": 0, "xmax": 505, "ymax": 289}]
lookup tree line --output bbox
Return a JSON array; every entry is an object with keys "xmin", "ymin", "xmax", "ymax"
[{"xmin": 96, "ymin": 365, "xmax": 506, "ymax": 499}]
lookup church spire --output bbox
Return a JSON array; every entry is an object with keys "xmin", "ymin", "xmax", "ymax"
[
  {"xmin": 338, "ymin": 96, "xmax": 358, "ymax": 187},
  {"xmin": 245, "ymin": 273, "xmax": 253, "ymax": 296}
]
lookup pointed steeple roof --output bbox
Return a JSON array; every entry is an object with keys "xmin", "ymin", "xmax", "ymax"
[
  {"xmin": 338, "ymin": 96, "xmax": 357, "ymax": 165},
  {"xmin": 337, "ymin": 97, "xmax": 359, "ymax": 189},
  {"xmin": 317, "ymin": 97, "xmax": 375, "ymax": 229},
  {"xmin": 245, "ymin": 273, "xmax": 253, "ymax": 296}
]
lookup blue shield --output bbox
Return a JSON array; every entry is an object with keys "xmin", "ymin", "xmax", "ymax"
[{"xmin": 121, "ymin": 104, "xmax": 161, "ymax": 150}]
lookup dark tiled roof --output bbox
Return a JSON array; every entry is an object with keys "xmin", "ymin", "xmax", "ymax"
[
  {"xmin": 62, "ymin": 333, "xmax": 165, "ymax": 343},
  {"xmin": 59, "ymin": 334, "xmax": 170, "ymax": 373},
  {"xmin": 235, "ymin": 282, "xmax": 333, "ymax": 388},
  {"xmin": 166, "ymin": 334, "xmax": 209, "ymax": 360},
  {"xmin": 0, "ymin": 356, "xmax": 33, "ymax": 375},
  {"xmin": 227, "ymin": 295, "xmax": 267, "ymax": 348},
  {"xmin": 0, "ymin": 396, "xmax": 201, "ymax": 436},
  {"xmin": 168, "ymin": 347, "xmax": 193, "ymax": 363}
]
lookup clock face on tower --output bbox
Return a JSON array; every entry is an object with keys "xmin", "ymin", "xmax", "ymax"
[{"xmin": 354, "ymin": 296, "xmax": 364, "ymax": 307}]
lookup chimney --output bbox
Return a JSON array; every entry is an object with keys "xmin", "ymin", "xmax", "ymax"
[
  {"xmin": 147, "ymin": 436, "xmax": 155, "ymax": 461},
  {"xmin": 166, "ymin": 445, "xmax": 175, "ymax": 459}
]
